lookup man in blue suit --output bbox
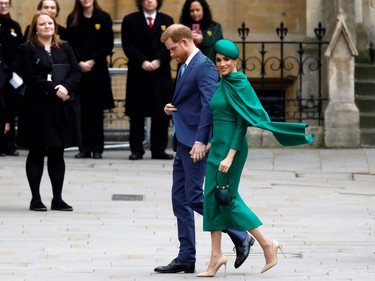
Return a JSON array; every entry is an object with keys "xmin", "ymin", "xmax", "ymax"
[{"xmin": 154, "ymin": 24, "xmax": 254, "ymax": 274}]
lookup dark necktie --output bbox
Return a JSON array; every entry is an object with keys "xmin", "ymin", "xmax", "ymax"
[{"xmin": 147, "ymin": 17, "xmax": 153, "ymax": 28}]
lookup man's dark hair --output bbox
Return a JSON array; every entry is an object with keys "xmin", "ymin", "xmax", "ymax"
[{"xmin": 135, "ymin": 0, "xmax": 163, "ymax": 11}]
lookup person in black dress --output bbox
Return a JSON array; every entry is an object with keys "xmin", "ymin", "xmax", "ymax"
[
  {"xmin": 66, "ymin": 0, "xmax": 114, "ymax": 159},
  {"xmin": 17, "ymin": 12, "xmax": 81, "ymax": 211},
  {"xmin": 121, "ymin": 0, "xmax": 174, "ymax": 160}
]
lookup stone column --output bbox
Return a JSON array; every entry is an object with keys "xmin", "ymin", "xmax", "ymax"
[{"xmin": 324, "ymin": 12, "xmax": 360, "ymax": 148}]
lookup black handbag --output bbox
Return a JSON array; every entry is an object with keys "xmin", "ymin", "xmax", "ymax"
[{"xmin": 214, "ymin": 171, "xmax": 232, "ymax": 206}]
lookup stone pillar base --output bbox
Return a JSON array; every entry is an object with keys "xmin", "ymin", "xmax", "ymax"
[{"xmin": 324, "ymin": 103, "xmax": 360, "ymax": 147}]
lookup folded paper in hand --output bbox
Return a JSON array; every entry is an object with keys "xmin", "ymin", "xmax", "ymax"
[{"xmin": 52, "ymin": 64, "xmax": 71, "ymax": 83}]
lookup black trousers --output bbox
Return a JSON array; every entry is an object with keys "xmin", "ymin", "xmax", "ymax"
[{"xmin": 129, "ymin": 115, "xmax": 169, "ymax": 154}]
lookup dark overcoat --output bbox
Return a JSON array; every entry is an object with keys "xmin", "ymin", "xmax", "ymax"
[
  {"xmin": 66, "ymin": 9, "xmax": 114, "ymax": 110},
  {"xmin": 0, "ymin": 15, "xmax": 23, "ymax": 117},
  {"xmin": 16, "ymin": 42, "xmax": 81, "ymax": 149},
  {"xmin": 121, "ymin": 11, "xmax": 174, "ymax": 117}
]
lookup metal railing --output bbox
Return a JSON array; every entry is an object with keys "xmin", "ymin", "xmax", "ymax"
[
  {"xmin": 103, "ymin": 22, "xmax": 330, "ymax": 148},
  {"xmin": 234, "ymin": 22, "xmax": 329, "ymax": 126}
]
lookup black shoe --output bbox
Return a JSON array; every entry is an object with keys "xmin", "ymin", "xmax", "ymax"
[
  {"xmin": 0, "ymin": 152, "xmax": 5, "ymax": 157},
  {"xmin": 92, "ymin": 152, "xmax": 103, "ymax": 159},
  {"xmin": 234, "ymin": 234, "xmax": 255, "ymax": 269},
  {"xmin": 75, "ymin": 152, "xmax": 91, "ymax": 159},
  {"xmin": 154, "ymin": 258, "xmax": 195, "ymax": 273},
  {"xmin": 129, "ymin": 152, "xmax": 143, "ymax": 160},
  {"xmin": 51, "ymin": 199, "xmax": 73, "ymax": 211},
  {"xmin": 5, "ymin": 150, "xmax": 19, "ymax": 156},
  {"xmin": 30, "ymin": 201, "xmax": 47, "ymax": 212},
  {"xmin": 151, "ymin": 151, "xmax": 174, "ymax": 160}
]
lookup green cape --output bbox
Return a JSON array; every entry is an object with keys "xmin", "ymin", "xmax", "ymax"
[{"xmin": 217, "ymin": 72, "xmax": 314, "ymax": 146}]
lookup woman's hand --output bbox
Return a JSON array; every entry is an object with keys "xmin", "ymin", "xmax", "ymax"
[
  {"xmin": 205, "ymin": 142, "xmax": 211, "ymax": 153},
  {"xmin": 55, "ymin": 85, "xmax": 70, "ymax": 101},
  {"xmin": 4, "ymin": 122, "xmax": 10, "ymax": 134},
  {"xmin": 79, "ymin": 60, "xmax": 95, "ymax": 73},
  {"xmin": 192, "ymin": 30, "xmax": 203, "ymax": 45},
  {"xmin": 219, "ymin": 156, "xmax": 233, "ymax": 173},
  {"xmin": 219, "ymin": 149, "xmax": 237, "ymax": 173}
]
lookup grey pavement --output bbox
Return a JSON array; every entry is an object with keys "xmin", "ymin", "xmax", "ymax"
[{"xmin": 1, "ymin": 148, "xmax": 374, "ymax": 281}]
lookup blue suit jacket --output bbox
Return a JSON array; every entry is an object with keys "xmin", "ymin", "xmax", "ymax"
[{"xmin": 172, "ymin": 51, "xmax": 219, "ymax": 148}]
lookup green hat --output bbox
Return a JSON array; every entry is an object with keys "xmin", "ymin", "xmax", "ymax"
[{"xmin": 214, "ymin": 39, "xmax": 239, "ymax": 59}]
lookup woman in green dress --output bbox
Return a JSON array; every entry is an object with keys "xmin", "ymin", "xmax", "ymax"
[{"xmin": 197, "ymin": 39, "xmax": 313, "ymax": 277}]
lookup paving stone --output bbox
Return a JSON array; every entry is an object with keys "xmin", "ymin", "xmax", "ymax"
[{"xmin": 0, "ymin": 148, "xmax": 374, "ymax": 280}]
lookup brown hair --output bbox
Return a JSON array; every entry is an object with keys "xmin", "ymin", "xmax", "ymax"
[
  {"xmin": 68, "ymin": 0, "xmax": 103, "ymax": 27},
  {"xmin": 160, "ymin": 24, "xmax": 193, "ymax": 44},
  {"xmin": 26, "ymin": 12, "xmax": 62, "ymax": 47},
  {"xmin": 135, "ymin": 0, "xmax": 163, "ymax": 11},
  {"xmin": 37, "ymin": 0, "xmax": 61, "ymax": 17}
]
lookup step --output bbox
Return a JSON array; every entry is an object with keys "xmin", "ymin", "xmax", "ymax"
[
  {"xmin": 356, "ymin": 50, "xmax": 373, "ymax": 64},
  {"xmin": 355, "ymin": 80, "xmax": 375, "ymax": 96},
  {"xmin": 360, "ymin": 128, "xmax": 375, "ymax": 147},
  {"xmin": 355, "ymin": 94, "xmax": 375, "ymax": 112},
  {"xmin": 355, "ymin": 63, "xmax": 375, "ymax": 80},
  {"xmin": 359, "ymin": 113, "xmax": 375, "ymax": 129}
]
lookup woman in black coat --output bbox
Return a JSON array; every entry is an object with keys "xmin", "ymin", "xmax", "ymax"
[
  {"xmin": 66, "ymin": 0, "xmax": 114, "ymax": 159},
  {"xmin": 17, "ymin": 12, "xmax": 81, "ymax": 212},
  {"xmin": 0, "ymin": 0, "xmax": 23, "ymax": 156}
]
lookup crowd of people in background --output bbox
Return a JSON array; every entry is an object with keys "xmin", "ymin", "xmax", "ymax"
[
  {"xmin": 0, "ymin": 0, "xmax": 224, "ymax": 161},
  {"xmin": 0, "ymin": 0, "xmax": 228, "ymax": 209}
]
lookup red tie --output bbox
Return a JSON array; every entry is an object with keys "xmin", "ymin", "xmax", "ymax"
[{"xmin": 147, "ymin": 17, "xmax": 153, "ymax": 28}]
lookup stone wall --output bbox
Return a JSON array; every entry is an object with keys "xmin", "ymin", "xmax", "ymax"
[{"xmin": 12, "ymin": 0, "xmax": 307, "ymax": 41}]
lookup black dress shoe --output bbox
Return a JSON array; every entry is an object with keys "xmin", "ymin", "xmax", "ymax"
[
  {"xmin": 92, "ymin": 152, "xmax": 103, "ymax": 159},
  {"xmin": 154, "ymin": 258, "xmax": 195, "ymax": 273},
  {"xmin": 30, "ymin": 201, "xmax": 47, "ymax": 212},
  {"xmin": 75, "ymin": 152, "xmax": 91, "ymax": 159},
  {"xmin": 151, "ymin": 151, "xmax": 174, "ymax": 160},
  {"xmin": 234, "ymin": 234, "xmax": 255, "ymax": 269},
  {"xmin": 51, "ymin": 199, "xmax": 73, "ymax": 211},
  {"xmin": 129, "ymin": 152, "xmax": 143, "ymax": 160}
]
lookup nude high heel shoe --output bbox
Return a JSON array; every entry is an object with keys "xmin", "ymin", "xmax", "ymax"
[
  {"xmin": 260, "ymin": 240, "xmax": 286, "ymax": 274},
  {"xmin": 197, "ymin": 255, "xmax": 227, "ymax": 277}
]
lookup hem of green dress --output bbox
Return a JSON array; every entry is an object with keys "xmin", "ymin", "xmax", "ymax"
[{"xmin": 203, "ymin": 221, "xmax": 263, "ymax": 232}]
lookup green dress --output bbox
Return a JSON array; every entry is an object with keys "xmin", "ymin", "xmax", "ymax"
[{"xmin": 203, "ymin": 72, "xmax": 313, "ymax": 231}]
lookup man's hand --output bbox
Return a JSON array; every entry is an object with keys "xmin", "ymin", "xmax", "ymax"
[
  {"xmin": 164, "ymin": 103, "xmax": 177, "ymax": 115},
  {"xmin": 189, "ymin": 142, "xmax": 206, "ymax": 163}
]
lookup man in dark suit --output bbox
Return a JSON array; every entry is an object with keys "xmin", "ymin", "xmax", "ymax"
[
  {"xmin": 121, "ymin": 0, "xmax": 174, "ymax": 160},
  {"xmin": 154, "ymin": 24, "xmax": 254, "ymax": 274}
]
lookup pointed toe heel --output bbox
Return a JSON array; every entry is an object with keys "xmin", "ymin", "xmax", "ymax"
[
  {"xmin": 197, "ymin": 255, "xmax": 227, "ymax": 277},
  {"xmin": 260, "ymin": 240, "xmax": 285, "ymax": 274}
]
